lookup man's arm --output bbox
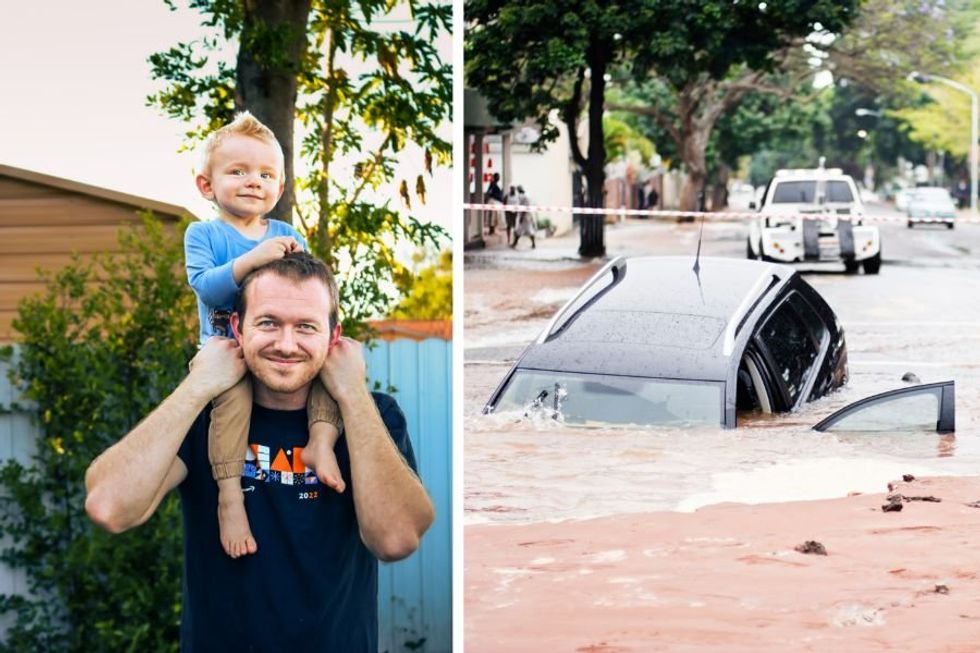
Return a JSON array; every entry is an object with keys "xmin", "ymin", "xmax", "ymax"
[
  {"xmin": 320, "ymin": 338, "xmax": 435, "ymax": 562},
  {"xmin": 84, "ymin": 337, "xmax": 246, "ymax": 533}
]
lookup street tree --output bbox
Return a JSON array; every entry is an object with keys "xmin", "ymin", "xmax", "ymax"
[
  {"xmin": 149, "ymin": 0, "xmax": 452, "ymax": 334},
  {"xmin": 465, "ymin": 0, "xmax": 648, "ymax": 257},
  {"xmin": 607, "ymin": 0, "xmax": 858, "ymax": 210},
  {"xmin": 607, "ymin": 0, "xmax": 971, "ymax": 211}
]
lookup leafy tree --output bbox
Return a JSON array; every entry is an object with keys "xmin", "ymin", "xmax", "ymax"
[
  {"xmin": 606, "ymin": 0, "xmax": 975, "ymax": 210},
  {"xmin": 149, "ymin": 0, "xmax": 452, "ymax": 336},
  {"xmin": 890, "ymin": 9, "xmax": 980, "ymax": 163},
  {"xmin": 389, "ymin": 249, "xmax": 452, "ymax": 320},
  {"xmin": 466, "ymin": 0, "xmax": 648, "ymax": 257},
  {"xmin": 605, "ymin": 0, "xmax": 859, "ymax": 210},
  {"xmin": 0, "ymin": 216, "xmax": 194, "ymax": 651},
  {"xmin": 603, "ymin": 115, "xmax": 656, "ymax": 166}
]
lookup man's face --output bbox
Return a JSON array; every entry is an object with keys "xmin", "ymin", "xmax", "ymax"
[
  {"xmin": 196, "ymin": 134, "xmax": 285, "ymax": 222},
  {"xmin": 231, "ymin": 273, "xmax": 339, "ymax": 399}
]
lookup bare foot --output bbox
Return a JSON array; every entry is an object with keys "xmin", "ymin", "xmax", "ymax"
[
  {"xmin": 217, "ymin": 478, "xmax": 258, "ymax": 558},
  {"xmin": 302, "ymin": 426, "xmax": 346, "ymax": 493}
]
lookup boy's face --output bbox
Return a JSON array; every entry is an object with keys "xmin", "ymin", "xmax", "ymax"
[{"xmin": 195, "ymin": 134, "xmax": 285, "ymax": 222}]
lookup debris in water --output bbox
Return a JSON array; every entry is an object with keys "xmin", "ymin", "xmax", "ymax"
[
  {"xmin": 794, "ymin": 540, "xmax": 828, "ymax": 556},
  {"xmin": 935, "ymin": 584, "xmax": 950, "ymax": 595},
  {"xmin": 882, "ymin": 494, "xmax": 904, "ymax": 512},
  {"xmin": 901, "ymin": 372, "xmax": 921, "ymax": 384},
  {"xmin": 903, "ymin": 474, "xmax": 916, "ymax": 482}
]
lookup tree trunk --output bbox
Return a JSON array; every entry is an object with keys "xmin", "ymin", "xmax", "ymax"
[
  {"xmin": 678, "ymin": 125, "xmax": 708, "ymax": 213},
  {"xmin": 578, "ymin": 40, "xmax": 607, "ymax": 258},
  {"xmin": 712, "ymin": 163, "xmax": 732, "ymax": 210},
  {"xmin": 236, "ymin": 0, "xmax": 313, "ymax": 225}
]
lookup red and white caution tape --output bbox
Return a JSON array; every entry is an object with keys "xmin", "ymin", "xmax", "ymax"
[{"xmin": 463, "ymin": 202, "xmax": 980, "ymax": 225}]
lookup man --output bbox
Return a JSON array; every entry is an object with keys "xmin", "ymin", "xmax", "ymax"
[{"xmin": 84, "ymin": 252, "xmax": 434, "ymax": 650}]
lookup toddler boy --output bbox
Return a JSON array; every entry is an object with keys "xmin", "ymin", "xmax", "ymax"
[{"xmin": 184, "ymin": 112, "xmax": 345, "ymax": 558}]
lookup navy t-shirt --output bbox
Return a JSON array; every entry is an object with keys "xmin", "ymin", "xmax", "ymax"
[{"xmin": 176, "ymin": 392, "xmax": 417, "ymax": 652}]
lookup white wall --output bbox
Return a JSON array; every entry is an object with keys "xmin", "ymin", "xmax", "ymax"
[{"xmin": 477, "ymin": 116, "xmax": 577, "ymax": 237}]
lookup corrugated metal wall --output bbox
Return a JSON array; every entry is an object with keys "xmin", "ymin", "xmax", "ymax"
[
  {"xmin": 365, "ymin": 338, "xmax": 452, "ymax": 653},
  {"xmin": 0, "ymin": 339, "xmax": 453, "ymax": 652}
]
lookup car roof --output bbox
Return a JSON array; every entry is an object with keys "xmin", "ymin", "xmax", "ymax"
[{"xmin": 518, "ymin": 256, "xmax": 794, "ymax": 382}]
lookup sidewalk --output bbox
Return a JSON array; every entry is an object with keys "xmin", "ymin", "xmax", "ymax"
[{"xmin": 465, "ymin": 217, "xmax": 748, "ymax": 267}]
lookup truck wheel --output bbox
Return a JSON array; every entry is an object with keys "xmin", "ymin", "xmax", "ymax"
[
  {"xmin": 947, "ymin": 222, "xmax": 955, "ymax": 230},
  {"xmin": 746, "ymin": 238, "xmax": 756, "ymax": 260},
  {"xmin": 843, "ymin": 258, "xmax": 860, "ymax": 274},
  {"xmin": 862, "ymin": 252, "xmax": 881, "ymax": 275}
]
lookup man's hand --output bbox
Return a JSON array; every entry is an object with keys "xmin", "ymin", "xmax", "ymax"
[
  {"xmin": 318, "ymin": 337, "xmax": 367, "ymax": 404},
  {"xmin": 233, "ymin": 236, "xmax": 302, "ymax": 283},
  {"xmin": 188, "ymin": 337, "xmax": 247, "ymax": 400}
]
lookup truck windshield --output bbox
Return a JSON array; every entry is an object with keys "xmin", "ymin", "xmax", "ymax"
[
  {"xmin": 494, "ymin": 369, "xmax": 724, "ymax": 427},
  {"xmin": 772, "ymin": 181, "xmax": 816, "ymax": 203}
]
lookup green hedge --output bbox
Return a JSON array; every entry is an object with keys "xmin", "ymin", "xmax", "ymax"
[{"xmin": 0, "ymin": 213, "xmax": 195, "ymax": 651}]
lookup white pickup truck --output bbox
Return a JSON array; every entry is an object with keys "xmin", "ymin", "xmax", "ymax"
[{"xmin": 746, "ymin": 166, "xmax": 881, "ymax": 274}]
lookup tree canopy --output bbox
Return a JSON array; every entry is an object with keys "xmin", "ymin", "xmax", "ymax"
[{"xmin": 150, "ymin": 0, "xmax": 452, "ymax": 334}]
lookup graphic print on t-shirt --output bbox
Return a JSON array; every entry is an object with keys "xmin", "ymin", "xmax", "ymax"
[{"xmin": 243, "ymin": 442, "xmax": 319, "ymax": 486}]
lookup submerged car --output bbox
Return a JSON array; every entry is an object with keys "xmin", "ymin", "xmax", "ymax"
[
  {"xmin": 747, "ymin": 167, "xmax": 881, "ymax": 274},
  {"xmin": 485, "ymin": 256, "xmax": 953, "ymax": 432},
  {"xmin": 906, "ymin": 187, "xmax": 957, "ymax": 229}
]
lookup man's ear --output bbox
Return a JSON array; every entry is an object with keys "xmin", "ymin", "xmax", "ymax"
[
  {"xmin": 229, "ymin": 313, "xmax": 244, "ymax": 343},
  {"xmin": 330, "ymin": 323, "xmax": 342, "ymax": 346},
  {"xmin": 195, "ymin": 173, "xmax": 215, "ymax": 200}
]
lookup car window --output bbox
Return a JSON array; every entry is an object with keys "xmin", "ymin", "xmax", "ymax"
[
  {"xmin": 771, "ymin": 181, "xmax": 816, "ymax": 203},
  {"xmin": 757, "ymin": 294, "xmax": 820, "ymax": 406},
  {"xmin": 826, "ymin": 180, "xmax": 854, "ymax": 203},
  {"xmin": 545, "ymin": 259, "xmax": 625, "ymax": 340},
  {"xmin": 912, "ymin": 189, "xmax": 951, "ymax": 201},
  {"xmin": 493, "ymin": 369, "xmax": 724, "ymax": 427},
  {"xmin": 813, "ymin": 381, "xmax": 955, "ymax": 433}
]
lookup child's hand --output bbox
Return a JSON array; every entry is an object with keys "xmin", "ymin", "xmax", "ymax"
[
  {"xmin": 318, "ymin": 337, "xmax": 367, "ymax": 404},
  {"xmin": 188, "ymin": 337, "xmax": 247, "ymax": 398},
  {"xmin": 250, "ymin": 236, "xmax": 302, "ymax": 268}
]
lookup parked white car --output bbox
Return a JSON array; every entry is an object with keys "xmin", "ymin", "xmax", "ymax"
[
  {"xmin": 747, "ymin": 166, "xmax": 881, "ymax": 274},
  {"xmin": 906, "ymin": 187, "xmax": 957, "ymax": 229}
]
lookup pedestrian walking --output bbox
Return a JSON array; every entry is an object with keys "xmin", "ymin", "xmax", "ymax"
[
  {"xmin": 646, "ymin": 185, "xmax": 659, "ymax": 210},
  {"xmin": 510, "ymin": 185, "xmax": 537, "ymax": 249},
  {"xmin": 486, "ymin": 172, "xmax": 503, "ymax": 202},
  {"xmin": 504, "ymin": 185, "xmax": 519, "ymax": 241}
]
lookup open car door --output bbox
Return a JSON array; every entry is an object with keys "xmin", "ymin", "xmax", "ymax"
[{"xmin": 812, "ymin": 381, "xmax": 955, "ymax": 434}]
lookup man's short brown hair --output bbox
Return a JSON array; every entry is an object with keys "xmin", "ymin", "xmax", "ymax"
[{"xmin": 235, "ymin": 252, "xmax": 340, "ymax": 332}]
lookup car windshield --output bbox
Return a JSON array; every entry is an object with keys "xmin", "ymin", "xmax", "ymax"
[
  {"xmin": 771, "ymin": 181, "xmax": 816, "ymax": 203},
  {"xmin": 911, "ymin": 189, "xmax": 954, "ymax": 204},
  {"xmin": 494, "ymin": 369, "xmax": 724, "ymax": 427}
]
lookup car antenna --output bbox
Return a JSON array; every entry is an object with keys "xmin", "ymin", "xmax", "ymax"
[{"xmin": 692, "ymin": 208, "xmax": 705, "ymax": 303}]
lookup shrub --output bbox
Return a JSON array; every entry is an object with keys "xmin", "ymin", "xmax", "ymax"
[{"xmin": 0, "ymin": 213, "xmax": 195, "ymax": 651}]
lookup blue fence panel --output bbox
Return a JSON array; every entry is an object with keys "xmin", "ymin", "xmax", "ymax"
[{"xmin": 365, "ymin": 339, "xmax": 452, "ymax": 653}]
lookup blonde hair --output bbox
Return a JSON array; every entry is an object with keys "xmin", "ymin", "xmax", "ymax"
[{"xmin": 198, "ymin": 111, "xmax": 285, "ymax": 178}]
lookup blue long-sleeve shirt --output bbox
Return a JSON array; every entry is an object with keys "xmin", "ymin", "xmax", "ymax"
[{"xmin": 184, "ymin": 219, "xmax": 308, "ymax": 343}]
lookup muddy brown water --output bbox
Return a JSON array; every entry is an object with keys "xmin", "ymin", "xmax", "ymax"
[{"xmin": 464, "ymin": 230, "xmax": 980, "ymax": 525}]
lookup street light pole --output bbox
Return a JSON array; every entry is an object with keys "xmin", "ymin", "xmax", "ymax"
[{"xmin": 909, "ymin": 71, "xmax": 979, "ymax": 214}]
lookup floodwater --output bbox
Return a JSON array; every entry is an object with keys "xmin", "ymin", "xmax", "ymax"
[{"xmin": 464, "ymin": 219, "xmax": 980, "ymax": 526}]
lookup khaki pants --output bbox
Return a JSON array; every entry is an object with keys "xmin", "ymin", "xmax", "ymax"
[{"xmin": 209, "ymin": 376, "xmax": 343, "ymax": 480}]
